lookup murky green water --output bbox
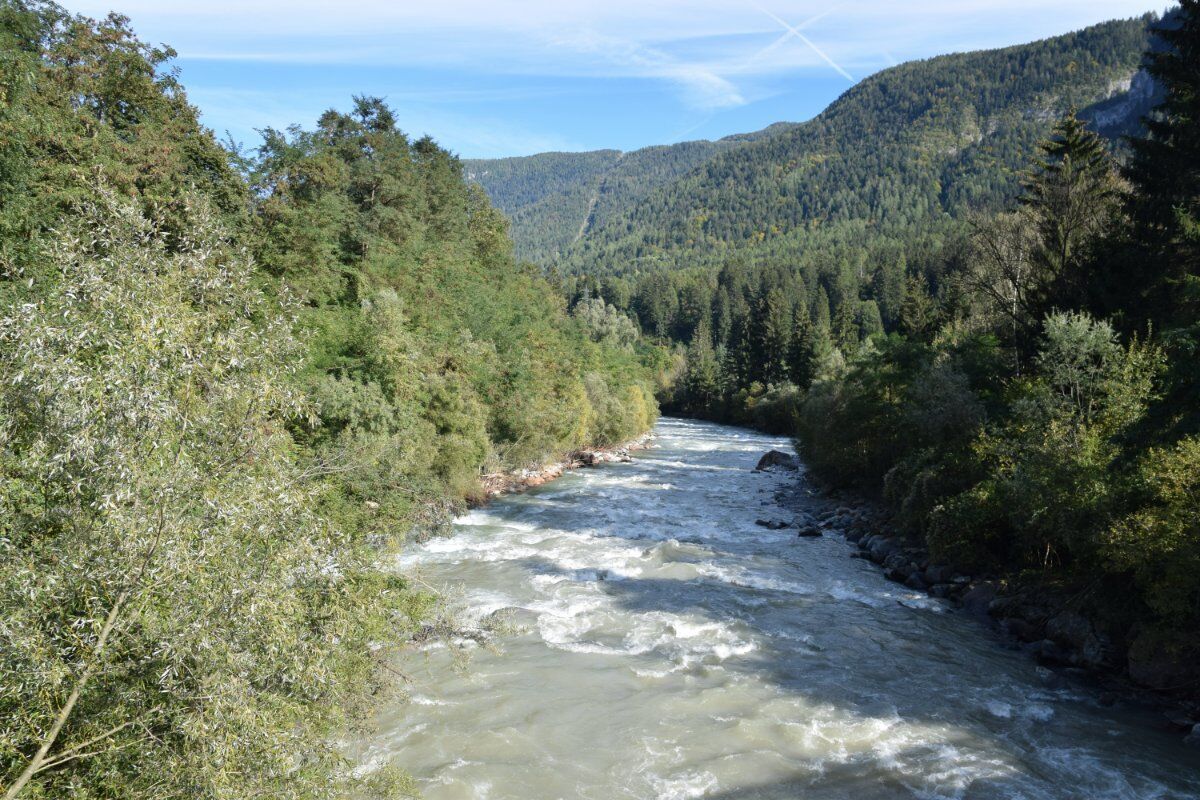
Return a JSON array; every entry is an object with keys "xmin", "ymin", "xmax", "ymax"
[{"xmin": 361, "ymin": 418, "xmax": 1200, "ymax": 799}]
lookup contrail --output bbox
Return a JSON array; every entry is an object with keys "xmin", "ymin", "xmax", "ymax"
[{"xmin": 747, "ymin": 1, "xmax": 855, "ymax": 83}]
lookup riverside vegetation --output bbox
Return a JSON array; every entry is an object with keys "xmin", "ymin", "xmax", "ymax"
[
  {"xmin": 3, "ymin": 0, "xmax": 1200, "ymax": 796},
  {"xmin": 487, "ymin": 6, "xmax": 1197, "ymax": 699},
  {"xmin": 0, "ymin": 2, "xmax": 663, "ymax": 796}
]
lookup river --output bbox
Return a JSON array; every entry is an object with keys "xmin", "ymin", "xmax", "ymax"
[{"xmin": 360, "ymin": 418, "xmax": 1200, "ymax": 799}]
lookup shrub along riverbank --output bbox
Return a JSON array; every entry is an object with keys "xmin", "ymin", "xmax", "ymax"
[{"xmin": 0, "ymin": 3, "xmax": 664, "ymax": 797}]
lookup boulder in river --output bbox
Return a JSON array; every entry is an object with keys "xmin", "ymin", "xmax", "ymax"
[
  {"xmin": 869, "ymin": 538, "xmax": 901, "ymax": 564},
  {"xmin": 796, "ymin": 524, "xmax": 822, "ymax": 538},
  {"xmin": 755, "ymin": 450, "xmax": 799, "ymax": 471},
  {"xmin": 1045, "ymin": 611, "xmax": 1107, "ymax": 668},
  {"xmin": 960, "ymin": 581, "xmax": 998, "ymax": 616},
  {"xmin": 755, "ymin": 518, "xmax": 790, "ymax": 530}
]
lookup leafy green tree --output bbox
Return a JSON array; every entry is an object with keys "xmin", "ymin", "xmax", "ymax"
[
  {"xmin": 0, "ymin": 1, "xmax": 243, "ymax": 282},
  {"xmin": 573, "ymin": 297, "xmax": 639, "ymax": 349},
  {"xmin": 0, "ymin": 193, "xmax": 417, "ymax": 799},
  {"xmin": 1107, "ymin": 437, "xmax": 1200, "ymax": 627}
]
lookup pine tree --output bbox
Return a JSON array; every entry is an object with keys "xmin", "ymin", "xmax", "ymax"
[
  {"xmin": 812, "ymin": 285, "xmax": 832, "ymax": 332},
  {"xmin": 1124, "ymin": 1, "xmax": 1200, "ymax": 330},
  {"xmin": 899, "ymin": 273, "xmax": 935, "ymax": 338},
  {"xmin": 833, "ymin": 298, "xmax": 859, "ymax": 353},
  {"xmin": 723, "ymin": 303, "xmax": 755, "ymax": 389},
  {"xmin": 787, "ymin": 309, "xmax": 818, "ymax": 388},
  {"xmin": 757, "ymin": 288, "xmax": 792, "ymax": 385},
  {"xmin": 683, "ymin": 317, "xmax": 720, "ymax": 413},
  {"xmin": 1019, "ymin": 109, "xmax": 1119, "ymax": 312}
]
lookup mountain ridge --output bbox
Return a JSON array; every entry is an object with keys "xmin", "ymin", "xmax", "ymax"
[{"xmin": 468, "ymin": 14, "xmax": 1158, "ymax": 274}]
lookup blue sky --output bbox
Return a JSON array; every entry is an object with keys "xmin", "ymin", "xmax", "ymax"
[{"xmin": 66, "ymin": 1, "xmax": 1167, "ymax": 159}]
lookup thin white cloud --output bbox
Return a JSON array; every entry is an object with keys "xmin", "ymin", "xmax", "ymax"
[
  {"xmin": 186, "ymin": 87, "xmax": 583, "ymax": 157},
  {"xmin": 62, "ymin": 0, "xmax": 1166, "ymax": 151},
  {"xmin": 551, "ymin": 28, "xmax": 747, "ymax": 109},
  {"xmin": 70, "ymin": 1, "xmax": 1164, "ymax": 73}
]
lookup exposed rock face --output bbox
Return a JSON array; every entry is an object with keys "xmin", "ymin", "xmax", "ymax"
[
  {"xmin": 1087, "ymin": 69, "xmax": 1159, "ymax": 134},
  {"xmin": 755, "ymin": 450, "xmax": 798, "ymax": 471}
]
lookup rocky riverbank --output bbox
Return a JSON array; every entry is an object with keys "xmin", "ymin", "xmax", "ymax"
[
  {"xmin": 755, "ymin": 450, "xmax": 1200, "ymax": 747},
  {"xmin": 476, "ymin": 432, "xmax": 654, "ymax": 503}
]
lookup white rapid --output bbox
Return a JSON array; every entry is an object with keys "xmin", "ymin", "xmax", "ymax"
[{"xmin": 360, "ymin": 418, "xmax": 1200, "ymax": 799}]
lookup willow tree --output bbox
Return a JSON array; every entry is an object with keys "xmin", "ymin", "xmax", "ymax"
[{"xmin": 0, "ymin": 193, "xmax": 419, "ymax": 799}]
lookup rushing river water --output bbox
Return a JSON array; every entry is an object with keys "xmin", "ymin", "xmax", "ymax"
[{"xmin": 362, "ymin": 418, "xmax": 1200, "ymax": 799}]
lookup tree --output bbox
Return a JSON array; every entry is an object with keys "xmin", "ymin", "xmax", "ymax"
[
  {"xmin": 1019, "ymin": 109, "xmax": 1120, "ymax": 312},
  {"xmin": 832, "ymin": 297, "xmax": 859, "ymax": 353},
  {"xmin": 682, "ymin": 317, "xmax": 720, "ymax": 413},
  {"xmin": 756, "ymin": 288, "xmax": 792, "ymax": 384},
  {"xmin": 966, "ymin": 210, "xmax": 1041, "ymax": 366},
  {"xmin": 1124, "ymin": 0, "xmax": 1200, "ymax": 326},
  {"xmin": 787, "ymin": 309, "xmax": 819, "ymax": 389},
  {"xmin": 0, "ymin": 193, "xmax": 413, "ymax": 799},
  {"xmin": 899, "ymin": 273, "xmax": 936, "ymax": 338},
  {"xmin": 573, "ymin": 296, "xmax": 639, "ymax": 349},
  {"xmin": 722, "ymin": 298, "xmax": 755, "ymax": 389}
]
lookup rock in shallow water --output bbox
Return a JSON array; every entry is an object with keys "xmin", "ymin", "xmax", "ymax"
[
  {"xmin": 754, "ymin": 518, "xmax": 790, "ymax": 530},
  {"xmin": 755, "ymin": 450, "xmax": 799, "ymax": 471}
]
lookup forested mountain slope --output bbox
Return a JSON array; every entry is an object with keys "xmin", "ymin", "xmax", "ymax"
[
  {"xmin": 472, "ymin": 16, "xmax": 1155, "ymax": 275},
  {"xmin": 464, "ymin": 123, "xmax": 794, "ymax": 264}
]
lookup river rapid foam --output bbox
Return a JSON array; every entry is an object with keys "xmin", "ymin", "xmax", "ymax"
[{"xmin": 360, "ymin": 418, "xmax": 1200, "ymax": 800}]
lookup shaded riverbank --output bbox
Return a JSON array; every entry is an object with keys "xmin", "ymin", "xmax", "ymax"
[
  {"xmin": 779, "ymin": 474, "xmax": 1200, "ymax": 740},
  {"xmin": 362, "ymin": 418, "xmax": 1200, "ymax": 799}
]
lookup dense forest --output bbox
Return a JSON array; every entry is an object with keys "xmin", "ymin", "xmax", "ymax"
[
  {"xmin": 556, "ymin": 6, "xmax": 1200, "ymax": 695},
  {"xmin": 0, "ymin": 2, "xmax": 664, "ymax": 796},
  {"xmin": 473, "ymin": 18, "xmax": 1156, "ymax": 279},
  {"xmin": 464, "ymin": 123, "xmax": 794, "ymax": 265}
]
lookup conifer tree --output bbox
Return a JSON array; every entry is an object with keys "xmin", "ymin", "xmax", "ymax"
[
  {"xmin": 1124, "ymin": 1, "xmax": 1200, "ymax": 330},
  {"xmin": 682, "ymin": 317, "xmax": 720, "ymax": 413},
  {"xmin": 758, "ymin": 288, "xmax": 792, "ymax": 384},
  {"xmin": 899, "ymin": 273, "xmax": 936, "ymax": 338},
  {"xmin": 833, "ymin": 297, "xmax": 859, "ymax": 353},
  {"xmin": 1020, "ymin": 109, "xmax": 1120, "ymax": 312},
  {"xmin": 723, "ymin": 308, "xmax": 755, "ymax": 390},
  {"xmin": 787, "ymin": 310, "xmax": 819, "ymax": 388}
]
